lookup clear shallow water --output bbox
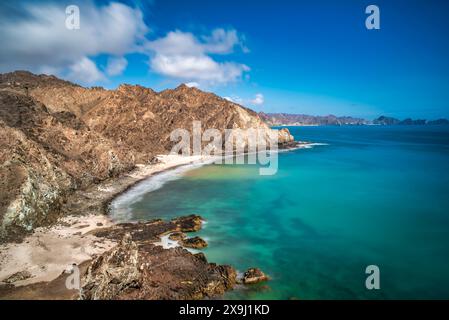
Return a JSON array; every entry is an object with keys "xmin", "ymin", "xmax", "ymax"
[{"xmin": 113, "ymin": 125, "xmax": 449, "ymax": 299}]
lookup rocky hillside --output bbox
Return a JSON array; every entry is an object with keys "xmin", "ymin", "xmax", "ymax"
[
  {"xmin": 0, "ymin": 71, "xmax": 294, "ymax": 242},
  {"xmin": 0, "ymin": 87, "xmax": 136, "ymax": 241}
]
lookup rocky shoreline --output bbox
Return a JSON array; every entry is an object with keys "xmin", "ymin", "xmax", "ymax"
[
  {"xmin": 0, "ymin": 154, "xmax": 271, "ymax": 300},
  {"xmin": 82, "ymin": 215, "xmax": 237, "ymax": 300}
]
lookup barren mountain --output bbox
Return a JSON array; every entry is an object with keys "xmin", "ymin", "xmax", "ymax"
[
  {"xmin": 260, "ymin": 112, "xmax": 368, "ymax": 126},
  {"xmin": 0, "ymin": 71, "xmax": 294, "ymax": 242}
]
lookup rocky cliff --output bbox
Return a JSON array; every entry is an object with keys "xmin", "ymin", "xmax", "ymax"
[{"xmin": 0, "ymin": 71, "xmax": 294, "ymax": 242}]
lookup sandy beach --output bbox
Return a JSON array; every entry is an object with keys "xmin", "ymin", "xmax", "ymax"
[{"xmin": 0, "ymin": 154, "xmax": 214, "ymax": 287}]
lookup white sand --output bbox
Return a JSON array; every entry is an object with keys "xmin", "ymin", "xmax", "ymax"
[{"xmin": 0, "ymin": 214, "xmax": 115, "ymax": 286}]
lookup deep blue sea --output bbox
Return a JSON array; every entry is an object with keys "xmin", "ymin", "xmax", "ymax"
[{"xmin": 111, "ymin": 125, "xmax": 449, "ymax": 299}]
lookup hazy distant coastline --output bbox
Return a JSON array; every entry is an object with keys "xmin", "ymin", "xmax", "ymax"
[{"xmin": 259, "ymin": 112, "xmax": 449, "ymax": 127}]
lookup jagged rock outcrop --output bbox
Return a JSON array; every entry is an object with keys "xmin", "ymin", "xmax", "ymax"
[
  {"xmin": 82, "ymin": 215, "xmax": 235, "ymax": 300},
  {"xmin": 0, "ymin": 71, "xmax": 294, "ymax": 242},
  {"xmin": 82, "ymin": 233, "xmax": 236, "ymax": 300}
]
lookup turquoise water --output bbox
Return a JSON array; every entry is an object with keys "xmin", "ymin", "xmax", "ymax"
[{"xmin": 120, "ymin": 126, "xmax": 449, "ymax": 299}]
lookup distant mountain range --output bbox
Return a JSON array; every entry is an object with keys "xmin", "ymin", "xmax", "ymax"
[
  {"xmin": 259, "ymin": 112, "xmax": 449, "ymax": 126},
  {"xmin": 372, "ymin": 116, "xmax": 449, "ymax": 126},
  {"xmin": 259, "ymin": 113, "xmax": 368, "ymax": 126}
]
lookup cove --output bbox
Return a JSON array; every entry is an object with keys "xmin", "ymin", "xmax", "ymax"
[{"xmin": 111, "ymin": 125, "xmax": 449, "ymax": 299}]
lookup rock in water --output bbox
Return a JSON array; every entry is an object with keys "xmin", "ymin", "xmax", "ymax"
[
  {"xmin": 181, "ymin": 236, "xmax": 208, "ymax": 249},
  {"xmin": 168, "ymin": 232, "xmax": 186, "ymax": 241},
  {"xmin": 242, "ymin": 268, "xmax": 269, "ymax": 284},
  {"xmin": 173, "ymin": 215, "xmax": 203, "ymax": 232}
]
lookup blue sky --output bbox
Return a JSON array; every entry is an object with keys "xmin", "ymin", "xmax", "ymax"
[{"xmin": 1, "ymin": 0, "xmax": 449, "ymax": 119}]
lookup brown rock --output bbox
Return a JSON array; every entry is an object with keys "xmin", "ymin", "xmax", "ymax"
[
  {"xmin": 168, "ymin": 232, "xmax": 186, "ymax": 241},
  {"xmin": 181, "ymin": 236, "xmax": 208, "ymax": 249},
  {"xmin": 91, "ymin": 215, "xmax": 204, "ymax": 245},
  {"xmin": 242, "ymin": 268, "xmax": 269, "ymax": 284},
  {"xmin": 172, "ymin": 215, "xmax": 203, "ymax": 232},
  {"xmin": 82, "ymin": 234, "xmax": 236, "ymax": 300}
]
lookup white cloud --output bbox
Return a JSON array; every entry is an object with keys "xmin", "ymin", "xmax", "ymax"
[
  {"xmin": 67, "ymin": 56, "xmax": 105, "ymax": 84},
  {"xmin": 146, "ymin": 31, "xmax": 202, "ymax": 56},
  {"xmin": 146, "ymin": 29, "xmax": 249, "ymax": 85},
  {"xmin": 106, "ymin": 57, "xmax": 128, "ymax": 76},
  {"xmin": 0, "ymin": 1, "xmax": 147, "ymax": 84},
  {"xmin": 185, "ymin": 82, "xmax": 200, "ymax": 88},
  {"xmin": 0, "ymin": 2, "xmax": 250, "ymax": 87},
  {"xmin": 202, "ymin": 28, "xmax": 242, "ymax": 54},
  {"xmin": 250, "ymin": 93, "xmax": 264, "ymax": 105}
]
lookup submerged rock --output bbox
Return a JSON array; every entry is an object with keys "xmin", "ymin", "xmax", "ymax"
[{"xmin": 241, "ymin": 268, "xmax": 269, "ymax": 284}]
